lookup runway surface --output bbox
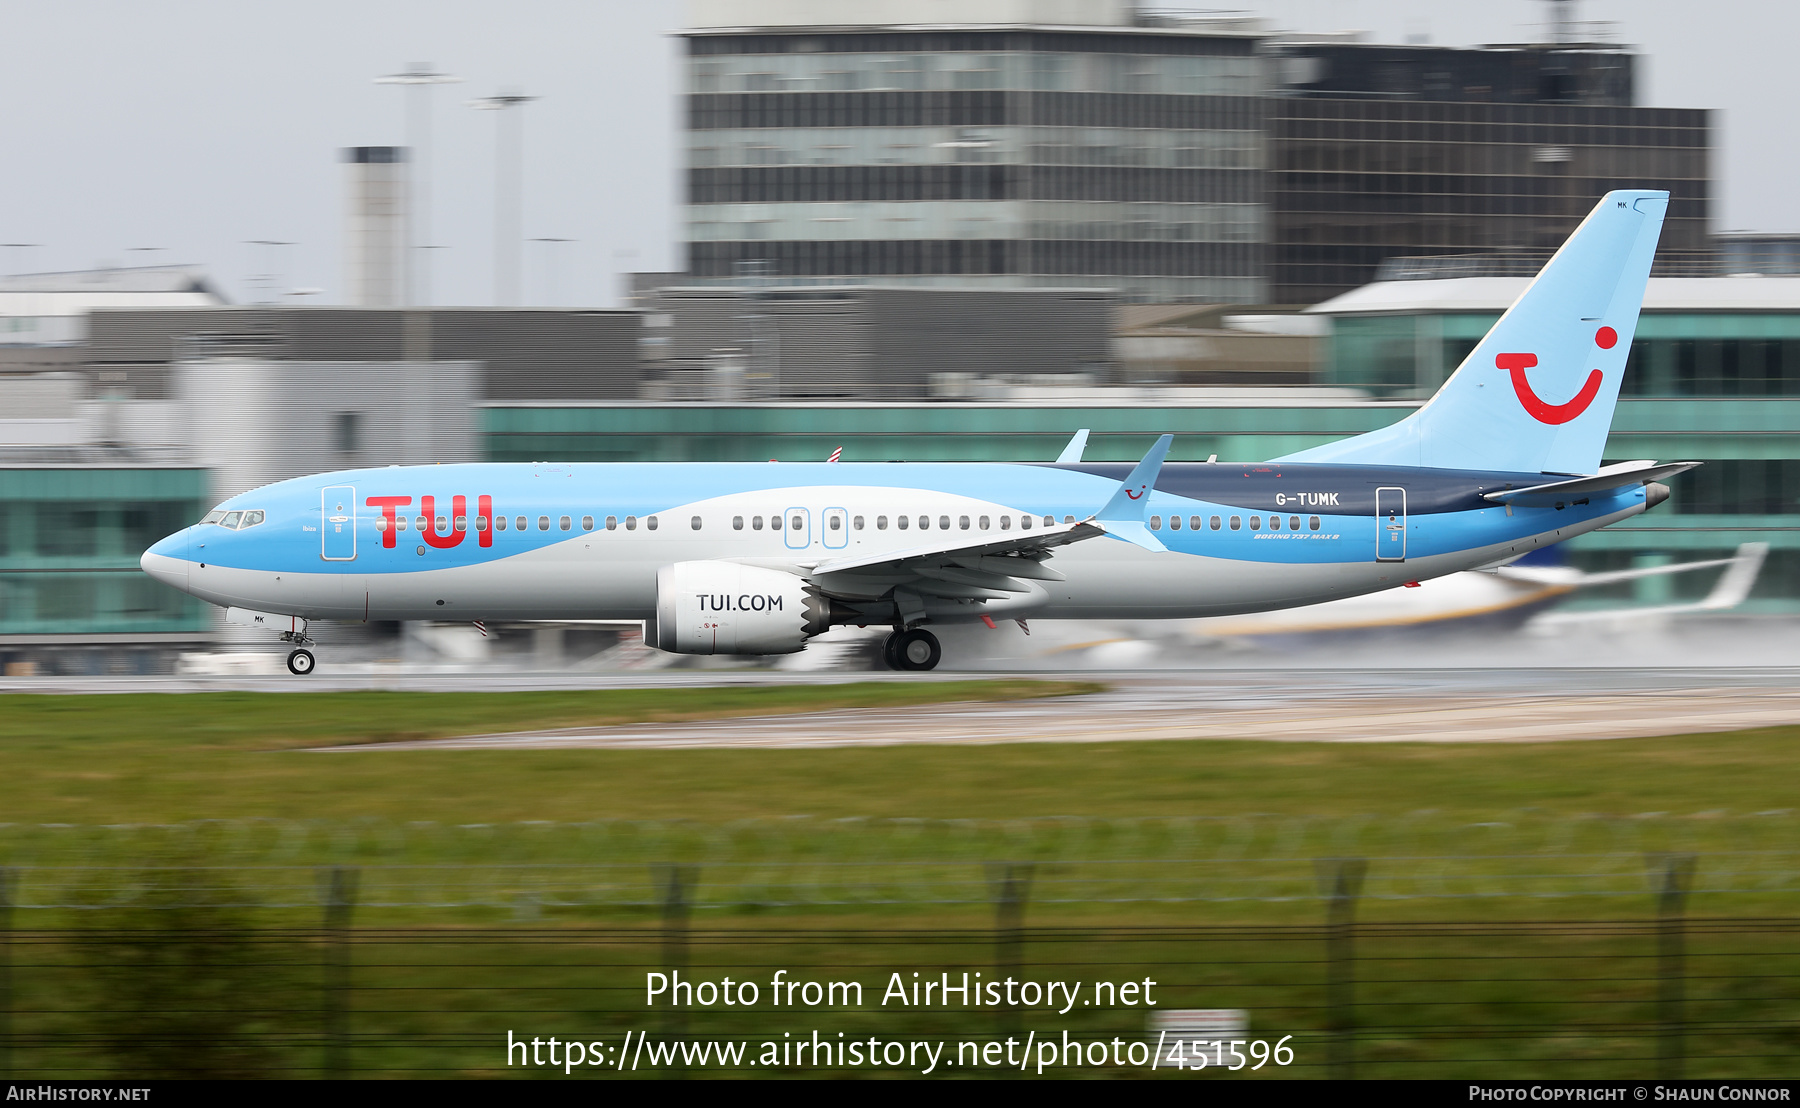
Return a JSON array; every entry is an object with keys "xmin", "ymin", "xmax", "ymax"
[{"xmin": 285, "ymin": 667, "xmax": 1800, "ymax": 750}]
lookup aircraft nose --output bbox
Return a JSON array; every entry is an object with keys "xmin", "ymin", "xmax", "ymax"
[{"xmin": 140, "ymin": 530, "xmax": 191, "ymax": 594}]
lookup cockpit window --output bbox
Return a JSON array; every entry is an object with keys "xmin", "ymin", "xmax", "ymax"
[
  {"xmin": 220, "ymin": 511, "xmax": 243, "ymax": 529},
  {"xmin": 200, "ymin": 510, "xmax": 226, "ymax": 525},
  {"xmin": 240, "ymin": 510, "xmax": 265, "ymax": 528}
]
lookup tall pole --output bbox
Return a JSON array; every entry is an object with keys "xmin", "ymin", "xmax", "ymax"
[
  {"xmin": 529, "ymin": 237, "xmax": 575, "ymax": 305},
  {"xmin": 376, "ymin": 63, "xmax": 460, "ymax": 307},
  {"xmin": 470, "ymin": 90, "xmax": 539, "ymax": 307}
]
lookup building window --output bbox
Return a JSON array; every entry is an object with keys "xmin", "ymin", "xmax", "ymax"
[{"xmin": 333, "ymin": 411, "xmax": 362, "ymax": 455}]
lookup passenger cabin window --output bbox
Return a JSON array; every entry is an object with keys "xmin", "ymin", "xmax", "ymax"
[
  {"xmin": 940, "ymin": 515, "xmax": 951, "ymax": 530},
  {"xmin": 1063, "ymin": 515, "xmax": 1075, "ymax": 524},
  {"xmin": 752, "ymin": 515, "xmax": 764, "ymax": 530},
  {"xmin": 1210, "ymin": 516, "xmax": 1221, "ymax": 530},
  {"xmin": 897, "ymin": 515, "xmax": 909, "ymax": 530},
  {"xmin": 647, "ymin": 516, "xmax": 659, "ymax": 530},
  {"xmin": 1229, "ymin": 516, "xmax": 1241, "ymax": 530},
  {"xmin": 918, "ymin": 515, "xmax": 930, "ymax": 530},
  {"xmin": 582, "ymin": 516, "xmax": 594, "ymax": 531},
  {"xmin": 1290, "ymin": 516, "xmax": 1301, "ymax": 531},
  {"xmin": 1249, "ymin": 516, "xmax": 1261, "ymax": 530},
  {"xmin": 538, "ymin": 516, "xmax": 550, "ymax": 531},
  {"xmin": 1020, "ymin": 515, "xmax": 1032, "ymax": 530},
  {"xmin": 1044, "ymin": 516, "xmax": 1055, "ymax": 528},
  {"xmin": 515, "ymin": 516, "xmax": 526, "ymax": 532},
  {"xmin": 978, "ymin": 515, "xmax": 989, "ymax": 530},
  {"xmin": 455, "ymin": 515, "xmax": 468, "ymax": 532},
  {"xmin": 476, "ymin": 516, "xmax": 489, "ymax": 532},
  {"xmin": 788, "ymin": 515, "xmax": 801, "ymax": 531},
  {"xmin": 625, "ymin": 516, "xmax": 637, "ymax": 530},
  {"xmin": 1169, "ymin": 515, "xmax": 1181, "ymax": 530},
  {"xmin": 496, "ymin": 516, "xmax": 508, "ymax": 531},
  {"xmin": 1309, "ymin": 516, "xmax": 1321, "ymax": 531},
  {"xmin": 1269, "ymin": 515, "xmax": 1280, "ymax": 531},
  {"xmin": 876, "ymin": 515, "xmax": 887, "ymax": 530},
  {"xmin": 692, "ymin": 515, "xmax": 703, "ymax": 530},
  {"xmin": 607, "ymin": 516, "xmax": 618, "ymax": 530},
  {"xmin": 558, "ymin": 516, "xmax": 571, "ymax": 531},
  {"xmin": 853, "ymin": 516, "xmax": 864, "ymax": 530},
  {"xmin": 1000, "ymin": 516, "xmax": 1011, "ymax": 531},
  {"xmin": 733, "ymin": 516, "xmax": 744, "ymax": 530},
  {"xmin": 1149, "ymin": 515, "xmax": 1161, "ymax": 530},
  {"xmin": 828, "ymin": 515, "xmax": 840, "ymax": 531},
  {"xmin": 958, "ymin": 515, "xmax": 969, "ymax": 530}
]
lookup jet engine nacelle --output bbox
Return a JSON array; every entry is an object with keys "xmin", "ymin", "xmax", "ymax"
[{"xmin": 654, "ymin": 560, "xmax": 829, "ymax": 655}]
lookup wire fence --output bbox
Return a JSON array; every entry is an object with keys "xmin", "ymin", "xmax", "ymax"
[{"xmin": 3, "ymin": 815, "xmax": 1798, "ymax": 913}]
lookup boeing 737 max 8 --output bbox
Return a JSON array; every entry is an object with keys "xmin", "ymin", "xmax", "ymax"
[{"xmin": 142, "ymin": 190, "xmax": 1690, "ymax": 674}]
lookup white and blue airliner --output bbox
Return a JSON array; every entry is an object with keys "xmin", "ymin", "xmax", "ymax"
[{"xmin": 142, "ymin": 190, "xmax": 1692, "ymax": 674}]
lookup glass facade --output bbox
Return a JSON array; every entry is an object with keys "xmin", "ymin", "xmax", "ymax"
[
  {"xmin": 0, "ymin": 467, "xmax": 211, "ymax": 637},
  {"xmin": 682, "ymin": 29, "xmax": 1270, "ymax": 302},
  {"xmin": 1268, "ymin": 99, "xmax": 1712, "ymax": 304}
]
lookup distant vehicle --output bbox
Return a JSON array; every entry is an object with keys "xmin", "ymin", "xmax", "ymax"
[{"xmin": 144, "ymin": 191, "xmax": 1691, "ymax": 675}]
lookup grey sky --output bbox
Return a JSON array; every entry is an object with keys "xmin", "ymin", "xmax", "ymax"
[{"xmin": 0, "ymin": 1, "xmax": 1789, "ymax": 307}]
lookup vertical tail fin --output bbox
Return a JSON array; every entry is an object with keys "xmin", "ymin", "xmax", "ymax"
[{"xmin": 1279, "ymin": 190, "xmax": 1668, "ymax": 474}]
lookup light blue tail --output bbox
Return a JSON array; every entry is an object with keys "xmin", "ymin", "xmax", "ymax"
[{"xmin": 1278, "ymin": 189, "xmax": 1669, "ymax": 475}]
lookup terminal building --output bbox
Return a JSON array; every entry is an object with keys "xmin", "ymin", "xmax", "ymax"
[{"xmin": 677, "ymin": 0, "xmax": 1711, "ymax": 304}]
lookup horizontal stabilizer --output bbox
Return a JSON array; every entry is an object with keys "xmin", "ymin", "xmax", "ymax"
[
  {"xmin": 1529, "ymin": 543, "xmax": 1768, "ymax": 630},
  {"xmin": 1483, "ymin": 460, "xmax": 1700, "ymax": 506}
]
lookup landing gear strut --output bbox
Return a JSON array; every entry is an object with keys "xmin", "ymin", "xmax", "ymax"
[
  {"xmin": 279, "ymin": 626, "xmax": 316, "ymax": 677},
  {"xmin": 883, "ymin": 628, "xmax": 941, "ymax": 672}
]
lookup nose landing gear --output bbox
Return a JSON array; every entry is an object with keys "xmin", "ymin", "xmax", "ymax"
[
  {"xmin": 278, "ymin": 625, "xmax": 316, "ymax": 677},
  {"xmin": 882, "ymin": 627, "xmax": 941, "ymax": 671}
]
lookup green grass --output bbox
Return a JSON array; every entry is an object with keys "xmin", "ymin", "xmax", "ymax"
[
  {"xmin": 0, "ymin": 685, "xmax": 1794, "ymax": 826},
  {"xmin": 5, "ymin": 685, "xmax": 1800, "ymax": 1079}
]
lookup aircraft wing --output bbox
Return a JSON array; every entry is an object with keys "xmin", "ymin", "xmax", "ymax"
[
  {"xmin": 1529, "ymin": 542, "xmax": 1768, "ymax": 629},
  {"xmin": 807, "ymin": 434, "xmax": 1174, "ymax": 614},
  {"xmin": 1482, "ymin": 459, "xmax": 1701, "ymax": 506}
]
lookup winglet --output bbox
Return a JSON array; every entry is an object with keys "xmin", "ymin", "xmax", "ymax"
[
  {"xmin": 1093, "ymin": 434, "xmax": 1173, "ymax": 551},
  {"xmin": 1056, "ymin": 429, "xmax": 1090, "ymax": 464}
]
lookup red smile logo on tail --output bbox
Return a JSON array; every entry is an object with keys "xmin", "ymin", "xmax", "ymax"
[{"xmin": 1498, "ymin": 328, "xmax": 1615, "ymax": 425}]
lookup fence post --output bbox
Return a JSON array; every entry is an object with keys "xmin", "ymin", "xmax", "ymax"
[
  {"xmin": 1653, "ymin": 853, "xmax": 1697, "ymax": 1080},
  {"xmin": 1316, "ymin": 858, "xmax": 1367, "ymax": 1080},
  {"xmin": 321, "ymin": 866, "xmax": 359, "ymax": 1080},
  {"xmin": 986, "ymin": 863, "xmax": 1035, "ymax": 1042},
  {"xmin": 653, "ymin": 864, "xmax": 697, "ymax": 1076},
  {"xmin": 0, "ymin": 867, "xmax": 12, "ymax": 1080}
]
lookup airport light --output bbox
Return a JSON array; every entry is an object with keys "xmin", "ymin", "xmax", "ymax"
[
  {"xmin": 469, "ymin": 90, "xmax": 540, "ymax": 307},
  {"xmin": 528, "ymin": 237, "xmax": 574, "ymax": 305},
  {"xmin": 244, "ymin": 239, "xmax": 295, "ymax": 306},
  {"xmin": 2, "ymin": 243, "xmax": 44, "ymax": 275},
  {"xmin": 376, "ymin": 63, "xmax": 461, "ymax": 306}
]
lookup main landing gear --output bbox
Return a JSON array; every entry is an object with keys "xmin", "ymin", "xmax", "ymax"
[{"xmin": 882, "ymin": 628, "xmax": 941, "ymax": 671}]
